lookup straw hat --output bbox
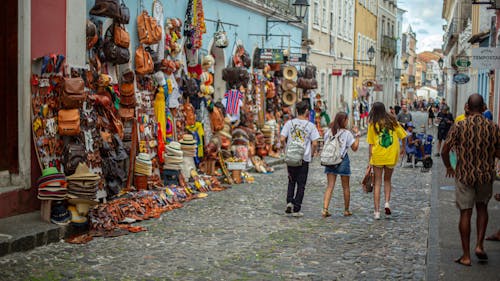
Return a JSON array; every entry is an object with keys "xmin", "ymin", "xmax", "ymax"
[
  {"xmin": 282, "ymin": 90, "xmax": 297, "ymax": 106},
  {"xmin": 283, "ymin": 65, "xmax": 297, "ymax": 80},
  {"xmin": 66, "ymin": 163, "xmax": 100, "ymax": 181},
  {"xmin": 180, "ymin": 134, "xmax": 197, "ymax": 145},
  {"xmin": 281, "ymin": 79, "xmax": 297, "ymax": 91},
  {"xmin": 68, "ymin": 197, "xmax": 98, "ymax": 216}
]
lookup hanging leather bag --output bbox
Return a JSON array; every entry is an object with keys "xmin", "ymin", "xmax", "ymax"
[
  {"xmin": 63, "ymin": 143, "xmax": 86, "ymax": 176},
  {"xmin": 103, "ymin": 26, "xmax": 130, "ymax": 65},
  {"xmin": 62, "ymin": 77, "xmax": 85, "ymax": 109},
  {"xmin": 119, "ymin": 83, "xmax": 136, "ymax": 107},
  {"xmin": 58, "ymin": 109, "xmax": 81, "ymax": 136},
  {"xmin": 113, "ymin": 24, "xmax": 130, "ymax": 48},
  {"xmin": 118, "ymin": 107, "xmax": 135, "ymax": 120},
  {"xmin": 137, "ymin": 10, "xmax": 162, "ymax": 45},
  {"xmin": 89, "ymin": 0, "xmax": 120, "ymax": 19},
  {"xmin": 117, "ymin": 0, "xmax": 130, "ymax": 24},
  {"xmin": 135, "ymin": 45, "xmax": 154, "ymax": 75},
  {"xmin": 209, "ymin": 106, "xmax": 224, "ymax": 132}
]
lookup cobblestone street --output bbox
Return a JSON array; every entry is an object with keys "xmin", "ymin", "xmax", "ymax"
[{"xmin": 0, "ymin": 136, "xmax": 432, "ymax": 281}]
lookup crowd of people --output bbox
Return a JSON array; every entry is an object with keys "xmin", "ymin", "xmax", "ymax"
[{"xmin": 279, "ymin": 94, "xmax": 500, "ymax": 267}]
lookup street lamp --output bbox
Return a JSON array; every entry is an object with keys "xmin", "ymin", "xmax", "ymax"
[
  {"xmin": 438, "ymin": 58, "xmax": 444, "ymax": 69},
  {"xmin": 266, "ymin": 0, "xmax": 309, "ymax": 40},
  {"xmin": 403, "ymin": 59, "xmax": 409, "ymax": 70}
]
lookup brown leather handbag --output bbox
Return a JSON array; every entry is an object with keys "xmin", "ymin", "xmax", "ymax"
[
  {"xmin": 89, "ymin": 0, "xmax": 120, "ymax": 19},
  {"xmin": 135, "ymin": 45, "xmax": 154, "ymax": 75},
  {"xmin": 58, "ymin": 109, "xmax": 81, "ymax": 136},
  {"xmin": 183, "ymin": 102, "xmax": 196, "ymax": 127},
  {"xmin": 62, "ymin": 77, "xmax": 85, "ymax": 108},
  {"xmin": 119, "ymin": 83, "xmax": 136, "ymax": 107},
  {"xmin": 297, "ymin": 78, "xmax": 318, "ymax": 90},
  {"xmin": 209, "ymin": 106, "xmax": 224, "ymax": 132},
  {"xmin": 113, "ymin": 24, "xmax": 130, "ymax": 48},
  {"xmin": 137, "ymin": 10, "xmax": 162, "ymax": 45}
]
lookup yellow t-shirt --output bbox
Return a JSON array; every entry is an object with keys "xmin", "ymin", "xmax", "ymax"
[
  {"xmin": 455, "ymin": 114, "xmax": 466, "ymax": 123},
  {"xmin": 367, "ymin": 123, "xmax": 407, "ymax": 166}
]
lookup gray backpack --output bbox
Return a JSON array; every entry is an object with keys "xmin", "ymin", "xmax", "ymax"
[
  {"xmin": 285, "ymin": 121, "xmax": 307, "ymax": 167},
  {"xmin": 320, "ymin": 129, "xmax": 345, "ymax": 167}
]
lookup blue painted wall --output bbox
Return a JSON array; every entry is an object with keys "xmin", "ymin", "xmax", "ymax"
[{"xmin": 86, "ymin": 0, "xmax": 303, "ymax": 66}]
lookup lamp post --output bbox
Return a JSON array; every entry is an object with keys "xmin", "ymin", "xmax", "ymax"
[{"xmin": 265, "ymin": 0, "xmax": 309, "ymax": 40}]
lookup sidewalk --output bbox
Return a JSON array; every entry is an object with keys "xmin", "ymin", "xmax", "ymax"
[{"xmin": 426, "ymin": 153, "xmax": 500, "ymax": 280}]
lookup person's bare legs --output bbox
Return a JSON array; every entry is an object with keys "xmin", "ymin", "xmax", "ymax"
[
  {"xmin": 437, "ymin": 140, "xmax": 442, "ymax": 155},
  {"xmin": 373, "ymin": 166, "xmax": 384, "ymax": 213},
  {"xmin": 383, "ymin": 167, "xmax": 394, "ymax": 204},
  {"xmin": 322, "ymin": 174, "xmax": 337, "ymax": 216},
  {"xmin": 340, "ymin": 176, "xmax": 350, "ymax": 213},
  {"xmin": 457, "ymin": 208, "xmax": 473, "ymax": 265},
  {"xmin": 475, "ymin": 202, "xmax": 488, "ymax": 257}
]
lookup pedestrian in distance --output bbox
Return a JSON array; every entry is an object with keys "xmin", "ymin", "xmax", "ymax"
[
  {"xmin": 321, "ymin": 112, "xmax": 360, "ymax": 218},
  {"xmin": 396, "ymin": 104, "xmax": 412, "ymax": 127},
  {"xmin": 428, "ymin": 104, "xmax": 435, "ymax": 128},
  {"xmin": 280, "ymin": 101, "xmax": 320, "ymax": 217},
  {"xmin": 367, "ymin": 102, "xmax": 407, "ymax": 220},
  {"xmin": 389, "ymin": 106, "xmax": 396, "ymax": 117},
  {"xmin": 435, "ymin": 105, "xmax": 454, "ymax": 157},
  {"xmin": 441, "ymin": 94, "xmax": 500, "ymax": 267}
]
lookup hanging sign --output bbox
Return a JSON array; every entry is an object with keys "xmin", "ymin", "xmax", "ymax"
[
  {"xmin": 455, "ymin": 57, "xmax": 471, "ymax": 68},
  {"xmin": 345, "ymin": 69, "xmax": 359, "ymax": 77},
  {"xmin": 471, "ymin": 47, "xmax": 500, "ymax": 69},
  {"xmin": 288, "ymin": 53, "xmax": 307, "ymax": 63},
  {"xmin": 259, "ymin": 48, "xmax": 284, "ymax": 64},
  {"xmin": 332, "ymin": 69, "xmax": 342, "ymax": 76},
  {"xmin": 453, "ymin": 73, "xmax": 470, "ymax": 84}
]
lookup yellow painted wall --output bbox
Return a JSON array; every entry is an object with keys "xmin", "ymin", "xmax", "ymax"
[{"xmin": 353, "ymin": 1, "xmax": 377, "ymax": 97}]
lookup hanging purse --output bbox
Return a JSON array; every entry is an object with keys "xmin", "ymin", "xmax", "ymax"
[
  {"xmin": 214, "ymin": 20, "xmax": 228, "ymax": 48},
  {"xmin": 117, "ymin": 0, "xmax": 130, "ymax": 24},
  {"xmin": 58, "ymin": 109, "xmax": 81, "ymax": 136},
  {"xmin": 103, "ymin": 26, "xmax": 130, "ymax": 65},
  {"xmin": 119, "ymin": 83, "xmax": 136, "ymax": 107},
  {"xmin": 135, "ymin": 45, "xmax": 154, "ymax": 75},
  {"xmin": 113, "ymin": 24, "xmax": 130, "ymax": 48},
  {"xmin": 89, "ymin": 0, "xmax": 120, "ymax": 19},
  {"xmin": 62, "ymin": 77, "xmax": 85, "ymax": 109}
]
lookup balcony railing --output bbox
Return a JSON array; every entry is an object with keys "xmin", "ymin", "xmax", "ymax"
[
  {"xmin": 442, "ymin": 18, "xmax": 469, "ymax": 55},
  {"xmin": 381, "ymin": 35, "xmax": 397, "ymax": 56}
]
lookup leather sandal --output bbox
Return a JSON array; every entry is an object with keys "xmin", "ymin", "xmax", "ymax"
[{"xmin": 344, "ymin": 210, "xmax": 352, "ymax": 216}]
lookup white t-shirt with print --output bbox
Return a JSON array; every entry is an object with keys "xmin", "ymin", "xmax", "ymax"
[
  {"xmin": 323, "ymin": 128, "xmax": 355, "ymax": 157},
  {"xmin": 281, "ymin": 119, "xmax": 320, "ymax": 162}
]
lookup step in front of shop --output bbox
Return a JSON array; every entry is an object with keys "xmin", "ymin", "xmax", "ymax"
[{"xmin": 0, "ymin": 212, "xmax": 70, "ymax": 257}]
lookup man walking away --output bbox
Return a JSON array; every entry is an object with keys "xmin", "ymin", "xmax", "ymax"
[
  {"xmin": 281, "ymin": 101, "xmax": 320, "ymax": 217},
  {"xmin": 396, "ymin": 105, "xmax": 412, "ymax": 126},
  {"xmin": 441, "ymin": 94, "xmax": 500, "ymax": 266}
]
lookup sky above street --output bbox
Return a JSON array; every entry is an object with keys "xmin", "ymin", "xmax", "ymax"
[{"xmin": 399, "ymin": 0, "xmax": 444, "ymax": 52}]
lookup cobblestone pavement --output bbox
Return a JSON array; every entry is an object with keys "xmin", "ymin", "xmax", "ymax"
[{"xmin": 0, "ymin": 137, "xmax": 432, "ymax": 281}]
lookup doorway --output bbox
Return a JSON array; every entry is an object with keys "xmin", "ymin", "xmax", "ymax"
[{"xmin": 0, "ymin": 0, "xmax": 19, "ymax": 174}]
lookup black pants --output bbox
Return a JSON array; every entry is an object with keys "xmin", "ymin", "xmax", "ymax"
[{"xmin": 287, "ymin": 161, "xmax": 309, "ymax": 212}]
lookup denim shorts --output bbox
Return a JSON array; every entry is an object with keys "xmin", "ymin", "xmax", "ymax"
[{"xmin": 324, "ymin": 154, "xmax": 351, "ymax": 176}]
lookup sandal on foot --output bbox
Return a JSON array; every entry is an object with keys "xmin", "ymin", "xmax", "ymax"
[
  {"xmin": 475, "ymin": 251, "xmax": 488, "ymax": 260},
  {"xmin": 343, "ymin": 210, "xmax": 352, "ymax": 216},
  {"xmin": 454, "ymin": 256, "xmax": 471, "ymax": 266},
  {"xmin": 321, "ymin": 208, "xmax": 331, "ymax": 218}
]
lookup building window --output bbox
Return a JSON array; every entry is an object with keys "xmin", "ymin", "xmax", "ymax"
[
  {"xmin": 343, "ymin": 0, "xmax": 348, "ymax": 36},
  {"xmin": 338, "ymin": 0, "xmax": 343, "ymax": 36},
  {"xmin": 330, "ymin": 11, "xmax": 334, "ymax": 31},
  {"xmin": 313, "ymin": 0, "xmax": 320, "ymax": 26},
  {"xmin": 322, "ymin": 0, "xmax": 328, "ymax": 29},
  {"xmin": 321, "ymin": 73, "xmax": 326, "ymax": 95},
  {"xmin": 382, "ymin": 17, "xmax": 385, "ymax": 36}
]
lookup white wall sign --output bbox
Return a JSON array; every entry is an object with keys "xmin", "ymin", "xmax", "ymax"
[{"xmin": 471, "ymin": 47, "xmax": 500, "ymax": 69}]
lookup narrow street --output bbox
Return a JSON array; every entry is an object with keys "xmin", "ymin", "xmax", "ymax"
[{"xmin": 0, "ymin": 135, "xmax": 433, "ymax": 280}]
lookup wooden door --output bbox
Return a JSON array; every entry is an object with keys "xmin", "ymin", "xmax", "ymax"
[{"xmin": 0, "ymin": 0, "xmax": 18, "ymax": 173}]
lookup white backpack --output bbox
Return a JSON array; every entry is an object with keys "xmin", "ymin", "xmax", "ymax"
[
  {"xmin": 285, "ymin": 121, "xmax": 307, "ymax": 167},
  {"xmin": 320, "ymin": 129, "xmax": 345, "ymax": 167}
]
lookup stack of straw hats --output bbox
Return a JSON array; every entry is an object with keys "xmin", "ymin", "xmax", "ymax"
[
  {"xmin": 135, "ymin": 153, "xmax": 153, "ymax": 176},
  {"xmin": 163, "ymin": 141, "xmax": 183, "ymax": 170},
  {"xmin": 37, "ymin": 167, "xmax": 67, "ymax": 200},
  {"xmin": 261, "ymin": 125, "xmax": 274, "ymax": 145},
  {"xmin": 180, "ymin": 134, "xmax": 197, "ymax": 157},
  {"xmin": 66, "ymin": 163, "xmax": 100, "ymax": 201}
]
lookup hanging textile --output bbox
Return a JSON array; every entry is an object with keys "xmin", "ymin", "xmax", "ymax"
[
  {"xmin": 186, "ymin": 122, "xmax": 204, "ymax": 158},
  {"xmin": 152, "ymin": 0, "xmax": 165, "ymax": 61},
  {"xmin": 223, "ymin": 89, "xmax": 243, "ymax": 115},
  {"xmin": 154, "ymin": 86, "xmax": 166, "ymax": 142}
]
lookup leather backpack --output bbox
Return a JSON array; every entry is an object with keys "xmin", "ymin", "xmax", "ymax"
[
  {"xmin": 62, "ymin": 77, "xmax": 85, "ymax": 108},
  {"xmin": 119, "ymin": 83, "xmax": 136, "ymax": 107},
  {"xmin": 135, "ymin": 45, "xmax": 154, "ymax": 75},
  {"xmin": 89, "ymin": 0, "xmax": 120, "ymax": 19},
  {"xmin": 103, "ymin": 26, "xmax": 130, "ymax": 65},
  {"xmin": 137, "ymin": 10, "xmax": 162, "ymax": 45},
  {"xmin": 113, "ymin": 24, "xmax": 130, "ymax": 48},
  {"xmin": 116, "ymin": 0, "xmax": 129, "ymax": 24},
  {"xmin": 58, "ymin": 109, "xmax": 81, "ymax": 136},
  {"xmin": 63, "ymin": 143, "xmax": 86, "ymax": 176}
]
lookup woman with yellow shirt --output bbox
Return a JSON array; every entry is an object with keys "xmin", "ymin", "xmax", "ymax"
[{"xmin": 367, "ymin": 102, "xmax": 407, "ymax": 219}]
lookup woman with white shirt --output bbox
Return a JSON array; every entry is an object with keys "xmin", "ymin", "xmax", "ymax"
[{"xmin": 322, "ymin": 112, "xmax": 360, "ymax": 218}]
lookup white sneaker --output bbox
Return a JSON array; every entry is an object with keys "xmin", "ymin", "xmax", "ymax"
[
  {"xmin": 285, "ymin": 203, "xmax": 293, "ymax": 214},
  {"xmin": 292, "ymin": 212, "xmax": 304, "ymax": 217},
  {"xmin": 384, "ymin": 202, "xmax": 391, "ymax": 216},
  {"xmin": 374, "ymin": 212, "xmax": 380, "ymax": 220}
]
